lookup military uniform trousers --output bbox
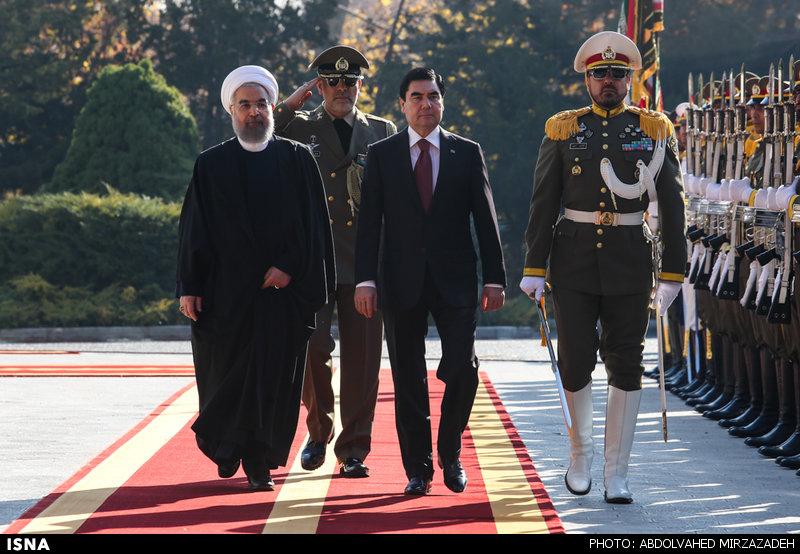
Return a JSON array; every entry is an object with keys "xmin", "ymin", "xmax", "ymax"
[
  {"xmin": 551, "ymin": 285, "xmax": 651, "ymax": 392},
  {"xmin": 303, "ymin": 284, "xmax": 383, "ymax": 461}
]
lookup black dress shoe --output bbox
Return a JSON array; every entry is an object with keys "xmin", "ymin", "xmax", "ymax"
[
  {"xmin": 217, "ymin": 459, "xmax": 240, "ymax": 478},
  {"xmin": 404, "ymin": 476, "xmax": 432, "ymax": 495},
  {"xmin": 301, "ymin": 433, "xmax": 333, "ymax": 471},
  {"xmin": 339, "ymin": 457, "xmax": 369, "ymax": 478},
  {"xmin": 439, "ymin": 456, "xmax": 467, "ymax": 493},
  {"xmin": 247, "ymin": 470, "xmax": 275, "ymax": 491}
]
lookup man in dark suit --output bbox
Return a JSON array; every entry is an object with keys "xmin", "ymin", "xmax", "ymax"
[
  {"xmin": 354, "ymin": 67, "xmax": 507, "ymax": 495},
  {"xmin": 274, "ymin": 46, "xmax": 397, "ymax": 478}
]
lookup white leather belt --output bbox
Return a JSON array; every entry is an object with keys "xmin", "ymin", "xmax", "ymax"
[{"xmin": 563, "ymin": 208, "xmax": 645, "ymax": 226}]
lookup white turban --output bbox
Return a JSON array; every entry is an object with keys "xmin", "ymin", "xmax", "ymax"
[{"xmin": 220, "ymin": 65, "xmax": 279, "ymax": 114}]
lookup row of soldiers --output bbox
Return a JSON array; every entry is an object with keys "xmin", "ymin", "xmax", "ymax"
[{"xmin": 649, "ymin": 59, "xmax": 800, "ymax": 476}]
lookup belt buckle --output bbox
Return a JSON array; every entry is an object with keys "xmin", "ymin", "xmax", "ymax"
[{"xmin": 595, "ymin": 211, "xmax": 616, "ymax": 226}]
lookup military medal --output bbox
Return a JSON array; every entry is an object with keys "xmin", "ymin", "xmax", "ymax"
[{"xmin": 308, "ymin": 135, "xmax": 321, "ymax": 158}]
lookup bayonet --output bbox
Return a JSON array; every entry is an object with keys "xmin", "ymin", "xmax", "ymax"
[
  {"xmin": 705, "ymin": 73, "xmax": 715, "ymax": 179},
  {"xmin": 763, "ymin": 64, "xmax": 775, "ymax": 188},
  {"xmin": 695, "ymin": 73, "xmax": 704, "ymax": 176},
  {"xmin": 785, "ymin": 56, "xmax": 796, "ymax": 184},
  {"xmin": 735, "ymin": 64, "xmax": 747, "ymax": 179},
  {"xmin": 774, "ymin": 59, "xmax": 784, "ymax": 186},
  {"xmin": 686, "ymin": 72, "xmax": 695, "ymax": 176},
  {"xmin": 724, "ymin": 70, "xmax": 735, "ymax": 180}
]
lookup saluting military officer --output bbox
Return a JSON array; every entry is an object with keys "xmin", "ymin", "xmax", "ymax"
[
  {"xmin": 519, "ymin": 31, "xmax": 686, "ymax": 504},
  {"xmin": 274, "ymin": 45, "xmax": 397, "ymax": 478}
]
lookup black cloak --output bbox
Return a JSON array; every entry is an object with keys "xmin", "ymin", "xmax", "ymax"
[{"xmin": 176, "ymin": 136, "xmax": 334, "ymax": 468}]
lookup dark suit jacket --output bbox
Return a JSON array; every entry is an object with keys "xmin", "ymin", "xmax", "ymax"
[{"xmin": 354, "ymin": 127, "xmax": 506, "ymax": 311}]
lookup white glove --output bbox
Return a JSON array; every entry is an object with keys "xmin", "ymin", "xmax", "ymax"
[
  {"xmin": 652, "ymin": 281, "xmax": 682, "ymax": 313},
  {"xmin": 520, "ymin": 276, "xmax": 546, "ymax": 302}
]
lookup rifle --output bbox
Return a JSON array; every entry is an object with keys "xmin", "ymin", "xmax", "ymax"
[{"xmin": 768, "ymin": 207, "xmax": 793, "ymax": 324}]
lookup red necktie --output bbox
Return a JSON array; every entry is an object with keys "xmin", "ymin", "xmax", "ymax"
[{"xmin": 415, "ymin": 139, "xmax": 433, "ymax": 213}]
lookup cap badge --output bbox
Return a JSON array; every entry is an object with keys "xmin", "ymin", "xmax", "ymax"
[
  {"xmin": 335, "ymin": 57, "xmax": 350, "ymax": 72},
  {"xmin": 602, "ymin": 47, "xmax": 616, "ymax": 61},
  {"xmin": 752, "ymin": 84, "xmax": 761, "ymax": 95}
]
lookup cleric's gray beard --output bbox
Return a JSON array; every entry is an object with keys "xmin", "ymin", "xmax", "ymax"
[{"xmin": 233, "ymin": 112, "xmax": 274, "ymax": 145}]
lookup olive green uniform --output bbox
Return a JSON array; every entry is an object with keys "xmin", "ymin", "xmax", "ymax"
[
  {"xmin": 523, "ymin": 103, "xmax": 686, "ymax": 391},
  {"xmin": 274, "ymin": 102, "xmax": 396, "ymax": 461}
]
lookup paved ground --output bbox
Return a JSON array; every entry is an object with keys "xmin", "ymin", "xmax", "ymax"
[{"xmin": 1, "ymin": 333, "xmax": 799, "ymax": 535}]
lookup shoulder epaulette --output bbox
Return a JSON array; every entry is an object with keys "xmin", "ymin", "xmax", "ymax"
[
  {"xmin": 544, "ymin": 107, "xmax": 591, "ymax": 141},
  {"xmin": 626, "ymin": 106, "xmax": 674, "ymax": 139}
]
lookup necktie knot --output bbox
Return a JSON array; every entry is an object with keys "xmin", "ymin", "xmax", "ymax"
[{"xmin": 417, "ymin": 138, "xmax": 430, "ymax": 152}]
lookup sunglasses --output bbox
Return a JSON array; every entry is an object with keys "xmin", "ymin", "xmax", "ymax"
[
  {"xmin": 588, "ymin": 67, "xmax": 631, "ymax": 80},
  {"xmin": 324, "ymin": 77, "xmax": 359, "ymax": 88}
]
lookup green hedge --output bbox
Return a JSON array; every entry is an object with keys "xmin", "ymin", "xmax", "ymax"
[
  {"xmin": 0, "ymin": 273, "xmax": 182, "ymax": 328},
  {"xmin": 0, "ymin": 190, "xmax": 183, "ymax": 328},
  {"xmin": 0, "ymin": 190, "xmax": 181, "ymax": 292}
]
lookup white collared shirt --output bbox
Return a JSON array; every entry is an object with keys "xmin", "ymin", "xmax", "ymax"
[{"xmin": 408, "ymin": 126, "xmax": 441, "ymax": 191}]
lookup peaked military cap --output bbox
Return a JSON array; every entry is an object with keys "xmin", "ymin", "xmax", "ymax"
[
  {"xmin": 573, "ymin": 31, "xmax": 642, "ymax": 73},
  {"xmin": 745, "ymin": 76, "xmax": 764, "ymax": 105},
  {"xmin": 309, "ymin": 45, "xmax": 369, "ymax": 78}
]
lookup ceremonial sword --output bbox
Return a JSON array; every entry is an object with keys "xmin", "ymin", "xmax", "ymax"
[{"xmin": 533, "ymin": 287, "xmax": 572, "ymax": 430}]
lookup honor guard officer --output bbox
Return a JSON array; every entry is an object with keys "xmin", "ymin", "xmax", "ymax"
[
  {"xmin": 520, "ymin": 31, "xmax": 686, "ymax": 503},
  {"xmin": 274, "ymin": 46, "xmax": 397, "ymax": 478}
]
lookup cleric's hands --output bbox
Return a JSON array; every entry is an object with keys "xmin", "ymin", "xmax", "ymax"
[
  {"xmin": 179, "ymin": 295, "xmax": 202, "ymax": 321},
  {"xmin": 262, "ymin": 267, "xmax": 291, "ymax": 290}
]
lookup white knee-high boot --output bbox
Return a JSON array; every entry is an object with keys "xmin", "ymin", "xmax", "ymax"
[
  {"xmin": 564, "ymin": 383, "xmax": 594, "ymax": 495},
  {"xmin": 603, "ymin": 386, "xmax": 642, "ymax": 504}
]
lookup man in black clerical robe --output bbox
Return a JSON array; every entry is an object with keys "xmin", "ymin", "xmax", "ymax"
[{"xmin": 176, "ymin": 65, "xmax": 334, "ymax": 491}]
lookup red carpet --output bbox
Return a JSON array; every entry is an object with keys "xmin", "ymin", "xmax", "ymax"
[{"xmin": 6, "ymin": 369, "xmax": 563, "ymax": 535}]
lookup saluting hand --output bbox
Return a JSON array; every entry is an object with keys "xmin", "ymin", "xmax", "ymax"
[{"xmin": 285, "ymin": 78, "xmax": 320, "ymax": 111}]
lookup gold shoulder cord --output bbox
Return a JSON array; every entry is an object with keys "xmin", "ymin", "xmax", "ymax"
[{"xmin": 544, "ymin": 107, "xmax": 592, "ymax": 140}]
